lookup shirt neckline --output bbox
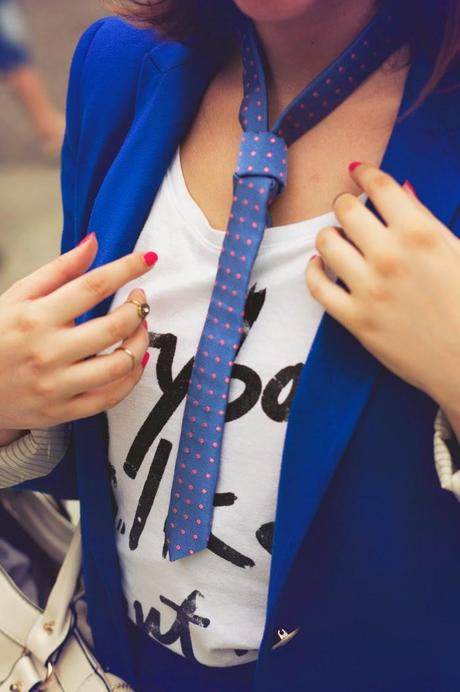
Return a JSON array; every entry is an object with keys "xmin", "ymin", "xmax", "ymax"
[{"xmin": 166, "ymin": 148, "xmax": 356, "ymax": 252}]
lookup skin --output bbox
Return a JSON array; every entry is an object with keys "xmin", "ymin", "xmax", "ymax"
[{"xmin": 181, "ymin": 0, "xmax": 460, "ymax": 438}]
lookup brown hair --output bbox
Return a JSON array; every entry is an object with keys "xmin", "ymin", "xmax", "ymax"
[{"xmin": 111, "ymin": 0, "xmax": 460, "ymax": 100}]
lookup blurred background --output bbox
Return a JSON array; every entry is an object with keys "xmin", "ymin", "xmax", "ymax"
[{"xmin": 0, "ymin": 0, "xmax": 106, "ymax": 292}]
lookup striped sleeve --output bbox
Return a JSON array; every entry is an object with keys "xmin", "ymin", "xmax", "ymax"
[
  {"xmin": 0, "ymin": 424, "xmax": 71, "ymax": 489},
  {"xmin": 434, "ymin": 409, "xmax": 460, "ymax": 502}
]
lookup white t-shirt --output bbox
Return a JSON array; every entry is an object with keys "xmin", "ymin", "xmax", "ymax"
[{"xmin": 107, "ymin": 149, "xmax": 338, "ymax": 666}]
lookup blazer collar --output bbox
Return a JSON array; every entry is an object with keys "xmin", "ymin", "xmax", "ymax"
[{"xmin": 262, "ymin": 54, "xmax": 460, "ymax": 643}]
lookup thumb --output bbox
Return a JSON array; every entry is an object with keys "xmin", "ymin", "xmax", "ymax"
[{"xmin": 6, "ymin": 232, "xmax": 98, "ymax": 302}]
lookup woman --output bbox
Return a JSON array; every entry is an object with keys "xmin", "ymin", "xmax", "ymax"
[{"xmin": 0, "ymin": 0, "xmax": 460, "ymax": 689}]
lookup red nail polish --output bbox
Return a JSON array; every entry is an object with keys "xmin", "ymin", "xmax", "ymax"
[
  {"xmin": 142, "ymin": 320, "xmax": 148, "ymax": 330},
  {"xmin": 78, "ymin": 231, "xmax": 96, "ymax": 246},
  {"xmin": 309, "ymin": 254, "xmax": 318, "ymax": 262},
  {"xmin": 141, "ymin": 352, "xmax": 150, "ymax": 368},
  {"xmin": 144, "ymin": 252, "xmax": 158, "ymax": 267},
  {"xmin": 348, "ymin": 161, "xmax": 362, "ymax": 172},
  {"xmin": 403, "ymin": 180, "xmax": 417, "ymax": 197}
]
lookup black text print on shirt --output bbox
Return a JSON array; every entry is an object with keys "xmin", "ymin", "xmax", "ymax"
[
  {"xmin": 134, "ymin": 589, "xmax": 210, "ymax": 662},
  {"xmin": 116, "ymin": 285, "xmax": 302, "ymax": 568}
]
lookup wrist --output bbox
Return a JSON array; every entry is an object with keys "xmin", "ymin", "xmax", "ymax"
[{"xmin": 0, "ymin": 429, "xmax": 28, "ymax": 446}]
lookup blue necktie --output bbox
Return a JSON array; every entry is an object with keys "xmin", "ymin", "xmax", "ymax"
[{"xmin": 166, "ymin": 3, "xmax": 404, "ymax": 560}]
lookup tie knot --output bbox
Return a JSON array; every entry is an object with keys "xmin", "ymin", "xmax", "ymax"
[{"xmin": 235, "ymin": 131, "xmax": 288, "ymax": 194}]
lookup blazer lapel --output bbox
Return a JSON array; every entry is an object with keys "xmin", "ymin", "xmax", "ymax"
[
  {"xmin": 74, "ymin": 42, "xmax": 218, "ymax": 670},
  {"xmin": 83, "ymin": 44, "xmax": 219, "ymax": 321},
  {"xmin": 264, "ymin": 56, "xmax": 460, "ymax": 635}
]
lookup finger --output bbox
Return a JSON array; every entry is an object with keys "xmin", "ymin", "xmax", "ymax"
[
  {"xmin": 56, "ymin": 320, "xmax": 149, "ymax": 398},
  {"xmin": 61, "ymin": 287, "xmax": 150, "ymax": 362},
  {"xmin": 315, "ymin": 225, "xmax": 369, "ymax": 292},
  {"xmin": 403, "ymin": 180, "xmax": 458, "ymax": 247},
  {"xmin": 5, "ymin": 233, "xmax": 98, "ymax": 302},
  {"xmin": 43, "ymin": 250, "xmax": 158, "ymax": 324},
  {"xmin": 349, "ymin": 162, "xmax": 420, "ymax": 229},
  {"xmin": 305, "ymin": 255, "xmax": 356, "ymax": 325},
  {"xmin": 55, "ymin": 357, "xmax": 149, "ymax": 422},
  {"xmin": 333, "ymin": 193, "xmax": 388, "ymax": 257}
]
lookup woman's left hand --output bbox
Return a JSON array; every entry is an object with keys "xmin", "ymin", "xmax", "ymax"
[{"xmin": 305, "ymin": 162, "xmax": 460, "ymax": 416}]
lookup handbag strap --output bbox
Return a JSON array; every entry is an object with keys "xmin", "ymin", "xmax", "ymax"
[{"xmin": 24, "ymin": 523, "xmax": 82, "ymax": 664}]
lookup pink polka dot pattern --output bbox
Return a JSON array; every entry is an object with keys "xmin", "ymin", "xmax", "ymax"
[
  {"xmin": 239, "ymin": 5, "xmax": 403, "ymax": 147},
  {"xmin": 165, "ymin": 2, "xmax": 403, "ymax": 561}
]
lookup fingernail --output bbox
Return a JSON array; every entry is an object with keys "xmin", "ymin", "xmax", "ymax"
[
  {"xmin": 142, "ymin": 320, "xmax": 148, "ymax": 330},
  {"xmin": 348, "ymin": 161, "xmax": 362, "ymax": 172},
  {"xmin": 78, "ymin": 231, "xmax": 96, "ymax": 246},
  {"xmin": 141, "ymin": 352, "xmax": 150, "ymax": 368},
  {"xmin": 309, "ymin": 254, "xmax": 318, "ymax": 262},
  {"xmin": 139, "ymin": 288, "xmax": 146, "ymax": 298},
  {"xmin": 403, "ymin": 179, "xmax": 417, "ymax": 197},
  {"xmin": 144, "ymin": 252, "xmax": 158, "ymax": 267}
]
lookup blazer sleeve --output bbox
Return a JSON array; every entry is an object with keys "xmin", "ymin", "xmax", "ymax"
[{"xmin": 61, "ymin": 18, "xmax": 107, "ymax": 252}]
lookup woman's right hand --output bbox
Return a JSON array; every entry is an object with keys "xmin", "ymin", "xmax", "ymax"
[{"xmin": 0, "ymin": 232, "xmax": 157, "ymax": 432}]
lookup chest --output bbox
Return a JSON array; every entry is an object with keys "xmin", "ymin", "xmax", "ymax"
[{"xmin": 180, "ymin": 56, "xmax": 409, "ymax": 229}]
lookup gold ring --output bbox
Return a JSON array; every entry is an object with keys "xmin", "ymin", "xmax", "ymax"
[
  {"xmin": 126, "ymin": 299, "xmax": 150, "ymax": 320},
  {"xmin": 115, "ymin": 346, "xmax": 136, "ymax": 370}
]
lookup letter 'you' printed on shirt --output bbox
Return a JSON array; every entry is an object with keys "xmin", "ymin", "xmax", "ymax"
[{"xmin": 111, "ymin": 284, "xmax": 303, "ymax": 660}]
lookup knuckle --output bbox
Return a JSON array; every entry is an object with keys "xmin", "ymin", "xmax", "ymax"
[
  {"xmin": 15, "ymin": 305, "xmax": 41, "ymax": 333},
  {"xmin": 104, "ymin": 391, "xmax": 123, "ymax": 410},
  {"xmin": 406, "ymin": 221, "xmax": 438, "ymax": 249},
  {"xmin": 107, "ymin": 317, "xmax": 128, "ymax": 344},
  {"xmin": 373, "ymin": 249, "xmax": 403, "ymax": 277},
  {"xmin": 367, "ymin": 172, "xmax": 392, "ymax": 197},
  {"xmin": 129, "ymin": 367, "xmax": 143, "ymax": 388},
  {"xmin": 52, "ymin": 255, "xmax": 75, "ymax": 284},
  {"xmin": 307, "ymin": 275, "xmax": 323, "ymax": 301},
  {"xmin": 353, "ymin": 309, "xmax": 375, "ymax": 335},
  {"xmin": 315, "ymin": 227, "xmax": 333, "ymax": 253},
  {"xmin": 334, "ymin": 193, "xmax": 355, "ymax": 215},
  {"xmin": 35, "ymin": 379, "xmax": 53, "ymax": 398},
  {"xmin": 131, "ymin": 253, "xmax": 144, "ymax": 272},
  {"xmin": 108, "ymin": 357, "xmax": 129, "ymax": 381},
  {"xmin": 367, "ymin": 281, "xmax": 390, "ymax": 303},
  {"xmin": 9, "ymin": 278, "xmax": 26, "ymax": 297},
  {"xmin": 26, "ymin": 347, "xmax": 52, "ymax": 373},
  {"xmin": 124, "ymin": 253, "xmax": 142, "ymax": 278},
  {"xmin": 83, "ymin": 272, "xmax": 109, "ymax": 299},
  {"xmin": 315, "ymin": 234, "xmax": 327, "ymax": 254}
]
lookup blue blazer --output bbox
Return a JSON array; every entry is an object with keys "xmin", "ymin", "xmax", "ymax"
[{"xmin": 26, "ymin": 17, "xmax": 460, "ymax": 691}]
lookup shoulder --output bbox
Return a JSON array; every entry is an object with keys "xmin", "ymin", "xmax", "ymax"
[
  {"xmin": 65, "ymin": 17, "xmax": 161, "ymax": 152},
  {"xmin": 69, "ymin": 16, "xmax": 160, "ymax": 108},
  {"xmin": 72, "ymin": 16, "xmax": 160, "ymax": 76}
]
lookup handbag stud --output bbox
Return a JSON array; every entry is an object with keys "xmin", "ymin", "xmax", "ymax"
[
  {"xmin": 9, "ymin": 683, "xmax": 23, "ymax": 692},
  {"xmin": 43, "ymin": 620, "xmax": 55, "ymax": 634}
]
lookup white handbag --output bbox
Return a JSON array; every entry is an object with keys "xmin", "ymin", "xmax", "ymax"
[{"xmin": 0, "ymin": 492, "xmax": 134, "ymax": 692}]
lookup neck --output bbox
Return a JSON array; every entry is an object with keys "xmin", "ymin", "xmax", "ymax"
[{"xmin": 254, "ymin": 0, "xmax": 379, "ymax": 112}]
